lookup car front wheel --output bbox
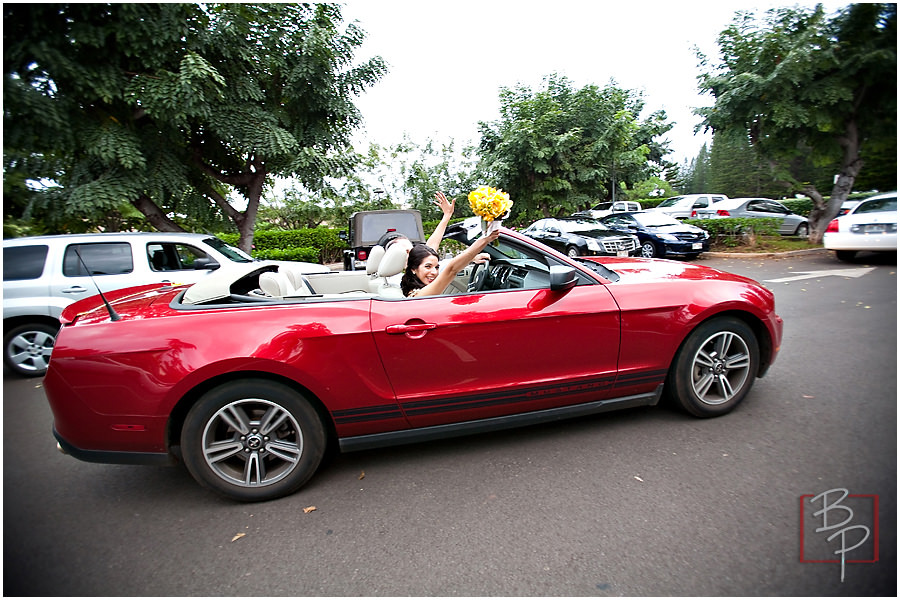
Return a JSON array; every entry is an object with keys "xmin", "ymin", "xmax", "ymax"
[
  {"xmin": 795, "ymin": 223, "xmax": 809, "ymax": 238},
  {"xmin": 3, "ymin": 322, "xmax": 57, "ymax": 377},
  {"xmin": 640, "ymin": 241, "xmax": 657, "ymax": 258},
  {"xmin": 566, "ymin": 246, "xmax": 581, "ymax": 258},
  {"xmin": 181, "ymin": 379, "xmax": 326, "ymax": 502},
  {"xmin": 666, "ymin": 317, "xmax": 759, "ymax": 417}
]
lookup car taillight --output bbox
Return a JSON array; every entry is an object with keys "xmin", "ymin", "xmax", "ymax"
[
  {"xmin": 358, "ymin": 250, "xmax": 368, "ymax": 260},
  {"xmin": 691, "ymin": 210, "xmax": 697, "ymax": 217},
  {"xmin": 716, "ymin": 209, "xmax": 731, "ymax": 216},
  {"xmin": 825, "ymin": 219, "xmax": 840, "ymax": 233}
]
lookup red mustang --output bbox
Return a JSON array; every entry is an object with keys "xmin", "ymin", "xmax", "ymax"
[{"xmin": 44, "ymin": 222, "xmax": 783, "ymax": 502}]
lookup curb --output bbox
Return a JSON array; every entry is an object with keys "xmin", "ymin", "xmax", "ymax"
[{"xmin": 702, "ymin": 247, "xmax": 828, "ymax": 259}]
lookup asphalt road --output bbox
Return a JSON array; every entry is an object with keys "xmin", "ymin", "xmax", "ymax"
[{"xmin": 4, "ymin": 249, "xmax": 896, "ymax": 596}]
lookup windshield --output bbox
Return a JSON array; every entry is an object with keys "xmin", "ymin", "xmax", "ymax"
[
  {"xmin": 558, "ymin": 218, "xmax": 608, "ymax": 232},
  {"xmin": 632, "ymin": 212, "xmax": 682, "ymax": 227},
  {"xmin": 656, "ymin": 197, "xmax": 683, "ymax": 208},
  {"xmin": 203, "ymin": 237, "xmax": 254, "ymax": 263}
]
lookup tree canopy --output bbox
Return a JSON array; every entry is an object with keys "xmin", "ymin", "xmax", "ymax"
[
  {"xmin": 4, "ymin": 3, "xmax": 386, "ymax": 249},
  {"xmin": 696, "ymin": 3, "xmax": 896, "ymax": 241},
  {"xmin": 477, "ymin": 74, "xmax": 673, "ymax": 222}
]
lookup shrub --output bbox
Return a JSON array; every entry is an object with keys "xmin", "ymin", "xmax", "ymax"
[
  {"xmin": 685, "ymin": 217, "xmax": 782, "ymax": 248},
  {"xmin": 216, "ymin": 228, "xmax": 348, "ymax": 264}
]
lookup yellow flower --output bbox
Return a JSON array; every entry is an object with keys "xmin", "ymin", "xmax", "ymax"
[{"xmin": 468, "ymin": 186, "xmax": 512, "ymax": 222}]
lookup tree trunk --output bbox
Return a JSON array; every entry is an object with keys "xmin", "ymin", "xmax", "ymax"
[
  {"xmin": 130, "ymin": 194, "xmax": 185, "ymax": 232},
  {"xmin": 806, "ymin": 119, "xmax": 864, "ymax": 244},
  {"xmin": 237, "ymin": 168, "xmax": 266, "ymax": 253}
]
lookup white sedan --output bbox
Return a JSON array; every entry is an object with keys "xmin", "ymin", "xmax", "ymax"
[{"xmin": 824, "ymin": 192, "xmax": 897, "ymax": 261}]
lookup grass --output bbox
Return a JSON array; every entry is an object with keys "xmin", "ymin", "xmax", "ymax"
[{"xmin": 710, "ymin": 235, "xmax": 822, "ymax": 253}]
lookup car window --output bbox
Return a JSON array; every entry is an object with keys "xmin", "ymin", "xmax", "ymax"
[
  {"xmin": 691, "ymin": 198, "xmax": 709, "ymax": 208},
  {"xmin": 855, "ymin": 197, "xmax": 897, "ymax": 213},
  {"xmin": 147, "ymin": 243, "xmax": 212, "ymax": 271},
  {"xmin": 63, "ymin": 242, "xmax": 134, "ymax": 276},
  {"xmin": 3, "ymin": 245, "xmax": 48, "ymax": 281},
  {"xmin": 604, "ymin": 215, "xmax": 632, "ymax": 227}
]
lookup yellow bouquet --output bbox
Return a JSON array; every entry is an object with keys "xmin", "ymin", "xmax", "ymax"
[{"xmin": 468, "ymin": 185, "xmax": 513, "ymax": 236}]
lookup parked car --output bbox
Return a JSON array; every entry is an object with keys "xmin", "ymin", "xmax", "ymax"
[
  {"xmin": 824, "ymin": 191, "xmax": 897, "ymax": 261},
  {"xmin": 599, "ymin": 212, "xmax": 710, "ymax": 259},
  {"xmin": 691, "ymin": 197, "xmax": 809, "ymax": 237},
  {"xmin": 520, "ymin": 217, "xmax": 640, "ymax": 258},
  {"xmin": 44, "ymin": 222, "xmax": 783, "ymax": 501},
  {"xmin": 339, "ymin": 209, "xmax": 425, "ymax": 270},
  {"xmin": 648, "ymin": 194, "xmax": 728, "ymax": 219},
  {"xmin": 573, "ymin": 200, "xmax": 642, "ymax": 219},
  {"xmin": 2, "ymin": 232, "xmax": 329, "ymax": 377}
]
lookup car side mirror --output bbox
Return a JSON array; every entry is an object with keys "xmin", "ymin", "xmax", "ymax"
[
  {"xmin": 338, "ymin": 230, "xmax": 348, "ymax": 241},
  {"xmin": 193, "ymin": 258, "xmax": 220, "ymax": 271},
  {"xmin": 546, "ymin": 227, "xmax": 561, "ymax": 236},
  {"xmin": 549, "ymin": 266, "xmax": 578, "ymax": 292}
]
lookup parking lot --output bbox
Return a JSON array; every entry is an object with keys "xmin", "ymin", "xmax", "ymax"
[{"xmin": 3, "ymin": 250, "xmax": 896, "ymax": 596}]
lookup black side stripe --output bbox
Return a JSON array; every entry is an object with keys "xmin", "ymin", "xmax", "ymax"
[{"xmin": 333, "ymin": 405, "xmax": 405, "ymax": 425}]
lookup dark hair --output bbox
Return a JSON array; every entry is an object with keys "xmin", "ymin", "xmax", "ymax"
[{"xmin": 401, "ymin": 244, "xmax": 438, "ymax": 296}]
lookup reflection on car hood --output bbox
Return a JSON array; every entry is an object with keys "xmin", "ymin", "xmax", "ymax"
[{"xmin": 597, "ymin": 257, "xmax": 757, "ymax": 284}]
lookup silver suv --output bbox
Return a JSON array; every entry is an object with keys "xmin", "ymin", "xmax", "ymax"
[{"xmin": 3, "ymin": 232, "xmax": 328, "ymax": 377}]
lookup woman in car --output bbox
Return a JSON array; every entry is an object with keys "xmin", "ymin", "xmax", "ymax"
[{"xmin": 401, "ymin": 230, "xmax": 500, "ymax": 297}]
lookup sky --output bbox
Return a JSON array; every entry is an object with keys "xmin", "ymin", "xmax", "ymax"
[{"xmin": 341, "ymin": 0, "xmax": 848, "ymax": 165}]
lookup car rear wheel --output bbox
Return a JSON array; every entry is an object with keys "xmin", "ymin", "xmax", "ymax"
[
  {"xmin": 666, "ymin": 317, "xmax": 759, "ymax": 417},
  {"xmin": 640, "ymin": 241, "xmax": 657, "ymax": 258},
  {"xmin": 181, "ymin": 379, "xmax": 326, "ymax": 502},
  {"xmin": 3, "ymin": 322, "xmax": 57, "ymax": 377}
]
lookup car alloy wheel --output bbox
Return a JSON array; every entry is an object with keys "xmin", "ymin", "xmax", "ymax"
[
  {"xmin": 3, "ymin": 322, "xmax": 57, "ymax": 377},
  {"xmin": 666, "ymin": 317, "xmax": 759, "ymax": 417},
  {"xmin": 181, "ymin": 379, "xmax": 326, "ymax": 501},
  {"xmin": 567, "ymin": 246, "xmax": 581, "ymax": 258},
  {"xmin": 640, "ymin": 242, "xmax": 657, "ymax": 258},
  {"xmin": 795, "ymin": 223, "xmax": 809, "ymax": 238}
]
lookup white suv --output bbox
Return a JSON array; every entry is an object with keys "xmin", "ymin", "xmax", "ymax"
[
  {"xmin": 648, "ymin": 194, "xmax": 729, "ymax": 219},
  {"xmin": 3, "ymin": 232, "xmax": 328, "ymax": 377}
]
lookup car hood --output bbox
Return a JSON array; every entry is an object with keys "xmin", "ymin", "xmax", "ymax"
[
  {"xmin": 571, "ymin": 229, "xmax": 632, "ymax": 239},
  {"xmin": 643, "ymin": 223, "xmax": 704, "ymax": 234},
  {"xmin": 595, "ymin": 257, "xmax": 760, "ymax": 285}
]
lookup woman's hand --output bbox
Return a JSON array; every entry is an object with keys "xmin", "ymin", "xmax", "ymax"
[{"xmin": 434, "ymin": 192, "xmax": 455, "ymax": 219}]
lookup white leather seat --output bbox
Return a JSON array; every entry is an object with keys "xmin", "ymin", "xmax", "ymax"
[
  {"xmin": 279, "ymin": 265, "xmax": 314, "ymax": 295},
  {"xmin": 259, "ymin": 271, "xmax": 295, "ymax": 297},
  {"xmin": 366, "ymin": 245, "xmax": 386, "ymax": 275},
  {"xmin": 371, "ymin": 239, "xmax": 412, "ymax": 297}
]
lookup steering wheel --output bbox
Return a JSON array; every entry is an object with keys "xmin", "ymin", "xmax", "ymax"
[{"xmin": 467, "ymin": 261, "xmax": 490, "ymax": 292}]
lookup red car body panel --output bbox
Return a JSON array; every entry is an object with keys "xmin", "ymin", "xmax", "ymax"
[{"xmin": 44, "ymin": 230, "xmax": 783, "ymax": 466}]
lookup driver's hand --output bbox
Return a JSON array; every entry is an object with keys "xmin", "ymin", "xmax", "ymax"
[{"xmin": 473, "ymin": 253, "xmax": 490, "ymax": 265}]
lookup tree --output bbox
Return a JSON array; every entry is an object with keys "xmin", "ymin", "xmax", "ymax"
[
  {"xmin": 4, "ymin": 3, "xmax": 386, "ymax": 250},
  {"xmin": 696, "ymin": 3, "xmax": 897, "ymax": 242},
  {"xmin": 477, "ymin": 74, "xmax": 672, "ymax": 223}
]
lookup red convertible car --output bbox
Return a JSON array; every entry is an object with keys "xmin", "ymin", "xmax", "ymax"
[{"xmin": 44, "ymin": 222, "xmax": 783, "ymax": 502}]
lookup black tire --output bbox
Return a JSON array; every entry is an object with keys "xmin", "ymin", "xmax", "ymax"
[
  {"xmin": 795, "ymin": 222, "xmax": 809, "ymax": 238},
  {"xmin": 3, "ymin": 322, "xmax": 58, "ymax": 377},
  {"xmin": 665, "ymin": 317, "xmax": 759, "ymax": 418},
  {"xmin": 181, "ymin": 379, "xmax": 326, "ymax": 502},
  {"xmin": 566, "ymin": 246, "xmax": 581, "ymax": 258},
  {"xmin": 640, "ymin": 241, "xmax": 657, "ymax": 258},
  {"xmin": 835, "ymin": 250, "xmax": 857, "ymax": 262}
]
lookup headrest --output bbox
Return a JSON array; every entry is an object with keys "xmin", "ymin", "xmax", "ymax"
[
  {"xmin": 366, "ymin": 245, "xmax": 386, "ymax": 275},
  {"xmin": 259, "ymin": 270, "xmax": 294, "ymax": 297},
  {"xmin": 377, "ymin": 239, "xmax": 412, "ymax": 278}
]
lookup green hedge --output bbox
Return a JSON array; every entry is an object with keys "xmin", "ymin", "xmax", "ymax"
[
  {"xmin": 217, "ymin": 229, "xmax": 347, "ymax": 264},
  {"xmin": 685, "ymin": 217, "xmax": 782, "ymax": 248}
]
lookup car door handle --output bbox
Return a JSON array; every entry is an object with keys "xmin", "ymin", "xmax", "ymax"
[
  {"xmin": 62, "ymin": 286, "xmax": 89, "ymax": 294},
  {"xmin": 385, "ymin": 322, "xmax": 437, "ymax": 335}
]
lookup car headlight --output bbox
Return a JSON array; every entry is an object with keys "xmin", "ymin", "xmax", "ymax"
[
  {"xmin": 586, "ymin": 239, "xmax": 601, "ymax": 251},
  {"xmin": 658, "ymin": 233, "xmax": 678, "ymax": 242}
]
